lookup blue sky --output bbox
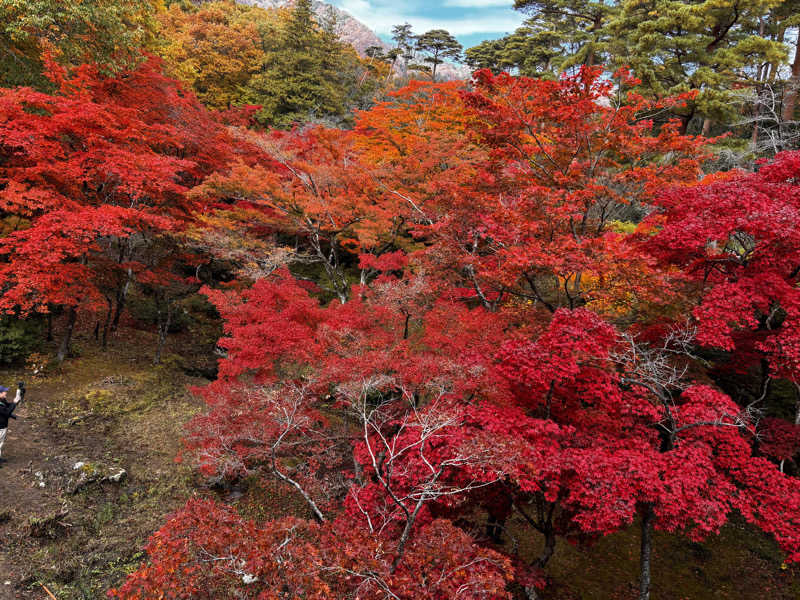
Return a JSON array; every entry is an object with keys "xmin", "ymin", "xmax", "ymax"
[{"xmin": 328, "ymin": 0, "xmax": 525, "ymax": 51}]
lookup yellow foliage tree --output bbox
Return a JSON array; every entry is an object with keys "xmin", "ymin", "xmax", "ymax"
[{"xmin": 158, "ymin": 1, "xmax": 284, "ymax": 110}]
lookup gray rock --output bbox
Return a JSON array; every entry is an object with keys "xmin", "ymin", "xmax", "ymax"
[{"xmin": 67, "ymin": 462, "xmax": 127, "ymax": 494}]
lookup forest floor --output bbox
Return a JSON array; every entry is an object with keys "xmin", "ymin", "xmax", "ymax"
[
  {"xmin": 0, "ymin": 327, "xmax": 208, "ymax": 600},
  {"xmin": 0, "ymin": 325, "xmax": 799, "ymax": 599}
]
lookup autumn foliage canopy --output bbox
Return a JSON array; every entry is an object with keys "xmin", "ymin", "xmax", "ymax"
[{"xmin": 2, "ymin": 51, "xmax": 800, "ymax": 600}]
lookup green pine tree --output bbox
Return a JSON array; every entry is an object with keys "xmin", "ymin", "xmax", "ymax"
[
  {"xmin": 468, "ymin": 0, "xmax": 796, "ymax": 139},
  {"xmin": 415, "ymin": 29, "xmax": 463, "ymax": 82},
  {"xmin": 465, "ymin": 1, "xmax": 617, "ymax": 78},
  {"xmin": 390, "ymin": 22, "xmax": 417, "ymax": 79},
  {"xmin": 244, "ymin": 0, "xmax": 349, "ymax": 127},
  {"xmin": 516, "ymin": 0, "xmax": 617, "ymax": 72},
  {"xmin": 610, "ymin": 0, "xmax": 788, "ymax": 132},
  {"xmin": 465, "ymin": 21, "xmax": 565, "ymax": 77}
]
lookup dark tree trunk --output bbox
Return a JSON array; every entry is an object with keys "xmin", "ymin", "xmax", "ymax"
[
  {"xmin": 678, "ymin": 114, "xmax": 691, "ymax": 135},
  {"xmin": 154, "ymin": 302, "xmax": 172, "ymax": 365},
  {"xmin": 794, "ymin": 384, "xmax": 800, "ymax": 426},
  {"xmin": 111, "ymin": 269, "xmax": 133, "ymax": 333},
  {"xmin": 101, "ymin": 298, "xmax": 113, "ymax": 349},
  {"xmin": 57, "ymin": 307, "xmax": 77, "ymax": 364},
  {"xmin": 751, "ymin": 113, "xmax": 761, "ymax": 149},
  {"xmin": 534, "ymin": 528, "xmax": 557, "ymax": 568},
  {"xmin": 782, "ymin": 35, "xmax": 800, "ymax": 123},
  {"xmin": 639, "ymin": 504, "xmax": 654, "ymax": 600},
  {"xmin": 677, "ymin": 104, "xmax": 696, "ymax": 135},
  {"xmin": 110, "ymin": 289, "xmax": 126, "ymax": 332},
  {"xmin": 486, "ymin": 514, "xmax": 505, "ymax": 544},
  {"xmin": 751, "ymin": 19, "xmax": 767, "ymax": 149},
  {"xmin": 46, "ymin": 312, "xmax": 53, "ymax": 342}
]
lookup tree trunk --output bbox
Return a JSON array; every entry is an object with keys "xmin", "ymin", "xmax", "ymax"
[
  {"xmin": 57, "ymin": 307, "xmax": 77, "ymax": 364},
  {"xmin": 639, "ymin": 504, "xmax": 654, "ymax": 600},
  {"xmin": 111, "ymin": 269, "xmax": 133, "ymax": 332},
  {"xmin": 766, "ymin": 23, "xmax": 786, "ymax": 85},
  {"xmin": 523, "ymin": 586, "xmax": 540, "ymax": 600},
  {"xmin": 486, "ymin": 514, "xmax": 506, "ymax": 544},
  {"xmin": 750, "ymin": 19, "xmax": 766, "ymax": 150},
  {"xmin": 782, "ymin": 35, "xmax": 800, "ymax": 123},
  {"xmin": 154, "ymin": 303, "xmax": 172, "ymax": 365},
  {"xmin": 701, "ymin": 117, "xmax": 712, "ymax": 136},
  {"xmin": 676, "ymin": 101, "xmax": 698, "ymax": 135},
  {"xmin": 534, "ymin": 528, "xmax": 557, "ymax": 568},
  {"xmin": 751, "ymin": 113, "xmax": 760, "ymax": 150},
  {"xmin": 46, "ymin": 312, "xmax": 53, "ymax": 342},
  {"xmin": 101, "ymin": 298, "xmax": 113, "ymax": 349},
  {"xmin": 585, "ymin": 49, "xmax": 595, "ymax": 67},
  {"xmin": 111, "ymin": 291, "xmax": 125, "ymax": 332},
  {"xmin": 678, "ymin": 113, "xmax": 691, "ymax": 135}
]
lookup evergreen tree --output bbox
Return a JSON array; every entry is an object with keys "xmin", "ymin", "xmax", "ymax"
[
  {"xmin": 469, "ymin": 0, "xmax": 797, "ymax": 140},
  {"xmin": 514, "ymin": 0, "xmax": 618, "ymax": 71},
  {"xmin": 415, "ymin": 29, "xmax": 463, "ymax": 82},
  {"xmin": 391, "ymin": 22, "xmax": 417, "ymax": 78},
  {"xmin": 610, "ymin": 0, "xmax": 788, "ymax": 133},
  {"xmin": 365, "ymin": 46, "xmax": 386, "ymax": 60},
  {"xmin": 465, "ymin": 20, "xmax": 564, "ymax": 76},
  {"xmin": 243, "ymin": 0, "xmax": 349, "ymax": 127},
  {"xmin": 464, "ymin": 39, "xmax": 506, "ymax": 73}
]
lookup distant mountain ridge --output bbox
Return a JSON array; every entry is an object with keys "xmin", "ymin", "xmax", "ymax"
[
  {"xmin": 238, "ymin": 0, "xmax": 471, "ymax": 81},
  {"xmin": 238, "ymin": 0, "xmax": 389, "ymax": 54}
]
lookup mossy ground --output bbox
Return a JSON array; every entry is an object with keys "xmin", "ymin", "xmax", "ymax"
[
  {"xmin": 0, "ymin": 326, "xmax": 205, "ymax": 600},
  {"xmin": 508, "ymin": 516, "xmax": 800, "ymax": 599}
]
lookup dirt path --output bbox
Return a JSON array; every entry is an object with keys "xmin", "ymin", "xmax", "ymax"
[
  {"xmin": 0, "ymin": 338, "xmax": 206, "ymax": 600},
  {"xmin": 0, "ymin": 383, "xmax": 72, "ymax": 600}
]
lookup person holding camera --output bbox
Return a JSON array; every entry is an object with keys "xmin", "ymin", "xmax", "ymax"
[{"xmin": 0, "ymin": 382, "xmax": 24, "ymax": 465}]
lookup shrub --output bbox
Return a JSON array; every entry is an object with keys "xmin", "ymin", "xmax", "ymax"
[{"xmin": 0, "ymin": 316, "xmax": 43, "ymax": 364}]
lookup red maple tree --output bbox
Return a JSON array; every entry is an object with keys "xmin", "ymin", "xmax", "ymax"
[
  {"xmin": 104, "ymin": 69, "xmax": 800, "ymax": 600},
  {"xmin": 647, "ymin": 150, "xmax": 800, "ymax": 414},
  {"xmin": 0, "ymin": 57, "xmax": 235, "ymax": 360}
]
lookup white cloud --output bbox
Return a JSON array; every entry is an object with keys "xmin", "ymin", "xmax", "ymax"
[{"xmin": 443, "ymin": 0, "xmax": 513, "ymax": 6}]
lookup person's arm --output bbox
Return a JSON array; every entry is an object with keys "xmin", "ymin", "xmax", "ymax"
[{"xmin": 8, "ymin": 383, "xmax": 25, "ymax": 419}]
